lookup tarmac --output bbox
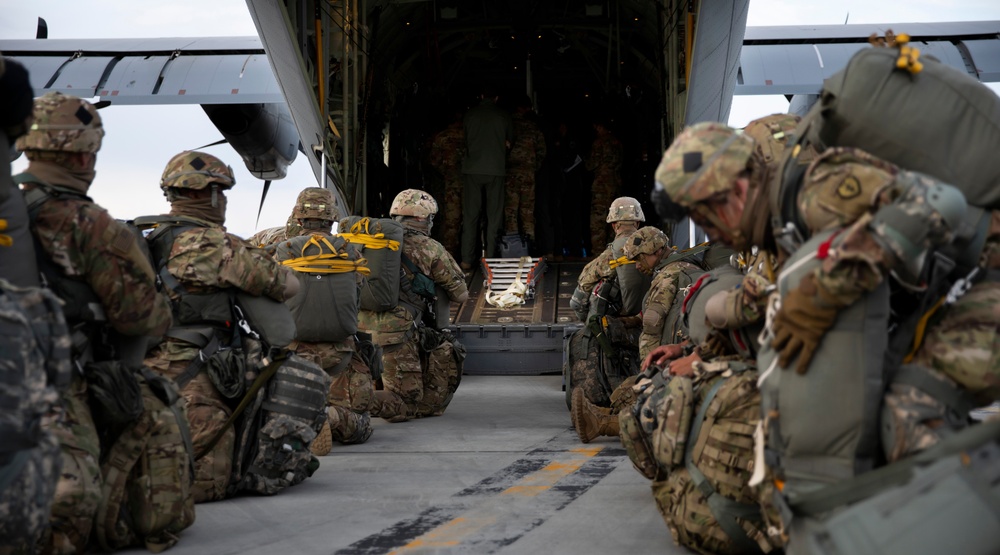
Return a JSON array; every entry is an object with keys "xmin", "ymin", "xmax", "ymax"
[{"xmin": 122, "ymin": 375, "xmax": 686, "ymax": 555}]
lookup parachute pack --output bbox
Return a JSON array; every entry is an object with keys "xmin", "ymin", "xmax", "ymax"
[
  {"xmin": 274, "ymin": 233, "xmax": 369, "ymax": 342},
  {"xmin": 94, "ymin": 368, "xmax": 196, "ymax": 553},
  {"xmin": 338, "ymin": 217, "xmax": 404, "ymax": 313}
]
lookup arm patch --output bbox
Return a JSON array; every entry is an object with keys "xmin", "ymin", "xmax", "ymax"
[{"xmin": 110, "ymin": 226, "xmax": 135, "ymax": 257}]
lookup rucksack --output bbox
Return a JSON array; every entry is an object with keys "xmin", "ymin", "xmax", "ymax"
[
  {"xmin": 338, "ymin": 217, "xmax": 404, "ymax": 312},
  {"xmin": 94, "ymin": 367, "xmax": 195, "ymax": 553},
  {"xmin": 648, "ymin": 364, "xmax": 776, "ymax": 555},
  {"xmin": 229, "ymin": 353, "xmax": 331, "ymax": 496},
  {"xmin": 273, "ymin": 233, "xmax": 368, "ymax": 342}
]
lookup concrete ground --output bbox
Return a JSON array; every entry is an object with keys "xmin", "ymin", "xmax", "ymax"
[{"xmin": 122, "ymin": 375, "xmax": 687, "ymax": 555}]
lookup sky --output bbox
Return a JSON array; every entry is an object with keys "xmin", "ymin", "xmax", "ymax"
[{"xmin": 3, "ymin": 0, "xmax": 1000, "ymax": 238}]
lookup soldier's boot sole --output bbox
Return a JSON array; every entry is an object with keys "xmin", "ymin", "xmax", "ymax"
[{"xmin": 310, "ymin": 420, "xmax": 333, "ymax": 456}]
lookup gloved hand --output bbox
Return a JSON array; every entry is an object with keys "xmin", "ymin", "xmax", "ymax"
[
  {"xmin": 770, "ymin": 273, "xmax": 840, "ymax": 375},
  {"xmin": 641, "ymin": 341, "xmax": 687, "ymax": 371}
]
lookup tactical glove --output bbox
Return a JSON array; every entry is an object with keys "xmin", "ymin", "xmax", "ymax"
[{"xmin": 770, "ymin": 273, "xmax": 840, "ymax": 375}]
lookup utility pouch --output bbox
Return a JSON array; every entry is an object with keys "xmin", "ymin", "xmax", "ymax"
[
  {"xmin": 233, "ymin": 292, "xmax": 296, "ymax": 350},
  {"xmin": 175, "ymin": 292, "xmax": 231, "ymax": 326},
  {"xmin": 85, "ymin": 360, "xmax": 144, "ymax": 429},
  {"xmin": 356, "ymin": 332, "xmax": 383, "ymax": 383}
]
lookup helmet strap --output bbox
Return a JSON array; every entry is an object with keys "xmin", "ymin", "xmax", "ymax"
[{"xmin": 211, "ymin": 184, "xmax": 219, "ymax": 208}]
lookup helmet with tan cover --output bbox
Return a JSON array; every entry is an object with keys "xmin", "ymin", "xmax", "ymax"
[
  {"xmin": 16, "ymin": 92, "xmax": 104, "ymax": 154},
  {"xmin": 160, "ymin": 150, "xmax": 236, "ymax": 191},
  {"xmin": 622, "ymin": 226, "xmax": 668, "ymax": 260},
  {"xmin": 653, "ymin": 122, "xmax": 754, "ymax": 210},
  {"xmin": 606, "ymin": 196, "xmax": 645, "ymax": 223},
  {"xmin": 390, "ymin": 188, "xmax": 438, "ymax": 218},
  {"xmin": 292, "ymin": 187, "xmax": 337, "ymax": 221}
]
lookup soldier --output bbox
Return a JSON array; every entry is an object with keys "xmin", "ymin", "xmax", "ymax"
[
  {"xmin": 571, "ymin": 226, "xmax": 703, "ymax": 443},
  {"xmin": 569, "ymin": 196, "xmax": 647, "ymax": 320},
  {"xmin": 460, "ymin": 84, "xmax": 513, "ymax": 270},
  {"xmin": 503, "ymin": 96, "xmax": 546, "ymax": 243},
  {"xmin": 359, "ymin": 189, "xmax": 469, "ymax": 420},
  {"xmin": 271, "ymin": 187, "xmax": 388, "ymax": 455},
  {"xmin": 15, "ymin": 92, "xmax": 173, "ymax": 554},
  {"xmin": 0, "ymin": 57, "xmax": 72, "ymax": 555},
  {"xmin": 585, "ymin": 116, "xmax": 623, "ymax": 254},
  {"xmin": 248, "ymin": 215, "xmax": 302, "ymax": 248},
  {"xmin": 142, "ymin": 150, "xmax": 300, "ymax": 503},
  {"xmin": 428, "ymin": 110, "xmax": 465, "ymax": 257}
]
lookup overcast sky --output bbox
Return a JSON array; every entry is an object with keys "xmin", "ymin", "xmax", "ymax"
[{"xmin": 3, "ymin": 1, "xmax": 1000, "ymax": 238}]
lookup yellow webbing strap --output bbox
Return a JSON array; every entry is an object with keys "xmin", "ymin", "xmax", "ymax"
[
  {"xmin": 894, "ymin": 33, "xmax": 924, "ymax": 74},
  {"xmin": 339, "ymin": 217, "xmax": 400, "ymax": 251},
  {"xmin": 0, "ymin": 218, "xmax": 11, "ymax": 247},
  {"xmin": 281, "ymin": 235, "xmax": 371, "ymax": 275},
  {"xmin": 902, "ymin": 295, "xmax": 946, "ymax": 364},
  {"xmin": 609, "ymin": 255, "xmax": 635, "ymax": 269}
]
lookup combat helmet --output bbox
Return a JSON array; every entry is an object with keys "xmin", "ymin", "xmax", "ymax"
[
  {"xmin": 653, "ymin": 122, "xmax": 754, "ymax": 210},
  {"xmin": 622, "ymin": 226, "xmax": 668, "ymax": 260},
  {"xmin": 606, "ymin": 196, "xmax": 645, "ymax": 223},
  {"xmin": 160, "ymin": 151, "xmax": 236, "ymax": 191},
  {"xmin": 16, "ymin": 92, "xmax": 104, "ymax": 154},
  {"xmin": 390, "ymin": 189, "xmax": 438, "ymax": 219},
  {"xmin": 292, "ymin": 187, "xmax": 337, "ymax": 221}
]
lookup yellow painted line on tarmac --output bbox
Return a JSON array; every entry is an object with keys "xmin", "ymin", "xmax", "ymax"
[{"xmin": 387, "ymin": 447, "xmax": 603, "ymax": 553}]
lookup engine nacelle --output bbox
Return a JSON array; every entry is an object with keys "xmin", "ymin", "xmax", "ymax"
[{"xmin": 201, "ymin": 102, "xmax": 298, "ymax": 180}]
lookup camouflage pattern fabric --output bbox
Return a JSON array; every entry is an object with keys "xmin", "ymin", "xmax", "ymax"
[
  {"xmin": 880, "ymin": 369, "xmax": 962, "ymax": 463},
  {"xmin": 650, "ymin": 369, "xmax": 777, "ymax": 555},
  {"xmin": 586, "ymin": 131, "xmax": 622, "ymax": 252},
  {"xmin": 248, "ymin": 216, "xmax": 303, "ymax": 249},
  {"xmin": 653, "ymin": 122, "xmax": 755, "ymax": 209},
  {"xmin": 0, "ymin": 280, "xmax": 70, "ymax": 555},
  {"xmin": 429, "ymin": 121, "xmax": 465, "ymax": 256},
  {"xmin": 292, "ymin": 339, "xmax": 375, "ymax": 445},
  {"xmin": 291, "ymin": 187, "xmax": 337, "ymax": 221},
  {"xmin": 639, "ymin": 259, "xmax": 702, "ymax": 360},
  {"xmin": 504, "ymin": 112, "xmax": 546, "ymax": 237},
  {"xmin": 577, "ymin": 246, "xmax": 617, "ymax": 296},
  {"xmin": 16, "ymin": 92, "xmax": 104, "ymax": 155},
  {"xmin": 379, "ymin": 339, "xmax": 423, "ymax": 418},
  {"xmin": 47, "ymin": 376, "xmax": 102, "ymax": 554},
  {"xmin": 19, "ymin": 176, "xmax": 172, "ymax": 337},
  {"xmin": 145, "ymin": 352, "xmax": 233, "ymax": 503},
  {"xmin": 414, "ymin": 328, "xmax": 465, "ymax": 417},
  {"xmin": 567, "ymin": 328, "xmax": 607, "ymax": 406}
]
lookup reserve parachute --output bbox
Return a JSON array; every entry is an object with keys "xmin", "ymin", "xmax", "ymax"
[{"xmin": 338, "ymin": 217, "xmax": 403, "ymax": 312}]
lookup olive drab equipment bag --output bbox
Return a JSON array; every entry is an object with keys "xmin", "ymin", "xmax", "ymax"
[
  {"xmin": 94, "ymin": 368, "xmax": 196, "ymax": 553},
  {"xmin": 231, "ymin": 353, "xmax": 331, "ymax": 496},
  {"xmin": 274, "ymin": 233, "xmax": 369, "ymax": 342},
  {"xmin": 610, "ymin": 234, "xmax": 651, "ymax": 316},
  {"xmin": 338, "ymin": 217, "xmax": 404, "ymax": 312},
  {"xmin": 786, "ymin": 418, "xmax": 1000, "ymax": 555},
  {"xmin": 797, "ymin": 42, "xmax": 1000, "ymax": 210},
  {"xmin": 755, "ymin": 229, "xmax": 890, "ymax": 529},
  {"xmin": 651, "ymin": 365, "xmax": 775, "ymax": 555}
]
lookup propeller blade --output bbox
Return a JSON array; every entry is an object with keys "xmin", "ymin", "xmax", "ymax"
[
  {"xmin": 36, "ymin": 18, "xmax": 48, "ymax": 39},
  {"xmin": 190, "ymin": 138, "xmax": 228, "ymax": 151},
  {"xmin": 256, "ymin": 179, "xmax": 271, "ymax": 228}
]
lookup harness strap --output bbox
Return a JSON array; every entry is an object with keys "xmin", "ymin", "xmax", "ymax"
[
  {"xmin": 891, "ymin": 364, "xmax": 978, "ymax": 419},
  {"xmin": 173, "ymin": 334, "xmax": 221, "ymax": 390},
  {"xmin": 685, "ymin": 376, "xmax": 764, "ymax": 555}
]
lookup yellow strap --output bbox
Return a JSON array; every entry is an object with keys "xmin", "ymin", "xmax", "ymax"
[
  {"xmin": 609, "ymin": 255, "xmax": 635, "ymax": 269},
  {"xmin": 902, "ymin": 295, "xmax": 946, "ymax": 363},
  {"xmin": 281, "ymin": 236, "xmax": 371, "ymax": 275},
  {"xmin": 0, "ymin": 234, "xmax": 11, "ymax": 247},
  {"xmin": 894, "ymin": 34, "xmax": 924, "ymax": 74}
]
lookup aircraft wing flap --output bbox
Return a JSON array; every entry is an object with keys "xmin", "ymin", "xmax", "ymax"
[{"xmin": 961, "ymin": 40, "xmax": 1000, "ymax": 81}]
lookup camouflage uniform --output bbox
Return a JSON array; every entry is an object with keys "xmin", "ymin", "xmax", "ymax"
[
  {"xmin": 504, "ymin": 110, "xmax": 546, "ymax": 238},
  {"xmin": 143, "ymin": 151, "xmax": 296, "ymax": 503},
  {"xmin": 247, "ymin": 215, "xmax": 302, "ymax": 248},
  {"xmin": 358, "ymin": 190, "xmax": 469, "ymax": 420},
  {"xmin": 0, "ymin": 280, "xmax": 71, "ymax": 555},
  {"xmin": 273, "ymin": 188, "xmax": 376, "ymax": 447},
  {"xmin": 15, "ymin": 92, "xmax": 173, "ymax": 554},
  {"xmin": 428, "ymin": 120, "xmax": 464, "ymax": 256},
  {"xmin": 585, "ymin": 123, "xmax": 622, "ymax": 252}
]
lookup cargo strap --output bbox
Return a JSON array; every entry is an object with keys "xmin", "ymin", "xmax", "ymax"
[
  {"xmin": 194, "ymin": 352, "xmax": 289, "ymax": 460},
  {"xmin": 172, "ymin": 331, "xmax": 221, "ymax": 390},
  {"xmin": 685, "ymin": 377, "xmax": 764, "ymax": 555},
  {"xmin": 281, "ymin": 235, "xmax": 371, "ymax": 275},
  {"xmin": 340, "ymin": 218, "xmax": 401, "ymax": 250},
  {"xmin": 609, "ymin": 255, "xmax": 635, "ymax": 269},
  {"xmin": 792, "ymin": 418, "xmax": 1000, "ymax": 517}
]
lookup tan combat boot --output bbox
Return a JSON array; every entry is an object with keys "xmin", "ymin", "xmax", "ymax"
[
  {"xmin": 310, "ymin": 419, "xmax": 333, "ymax": 456},
  {"xmin": 571, "ymin": 387, "xmax": 620, "ymax": 443}
]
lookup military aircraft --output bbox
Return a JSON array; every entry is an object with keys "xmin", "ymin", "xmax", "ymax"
[
  {"xmin": 4, "ymin": 3, "xmax": 1000, "ymax": 554},
  {"xmin": 3, "ymin": 3, "xmax": 998, "ymax": 375}
]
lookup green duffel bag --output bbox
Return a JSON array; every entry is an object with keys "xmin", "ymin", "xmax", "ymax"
[{"xmin": 802, "ymin": 42, "xmax": 1000, "ymax": 209}]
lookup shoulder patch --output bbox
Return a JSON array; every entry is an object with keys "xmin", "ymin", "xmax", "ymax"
[
  {"xmin": 110, "ymin": 226, "xmax": 135, "ymax": 256},
  {"xmin": 836, "ymin": 176, "xmax": 862, "ymax": 199}
]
